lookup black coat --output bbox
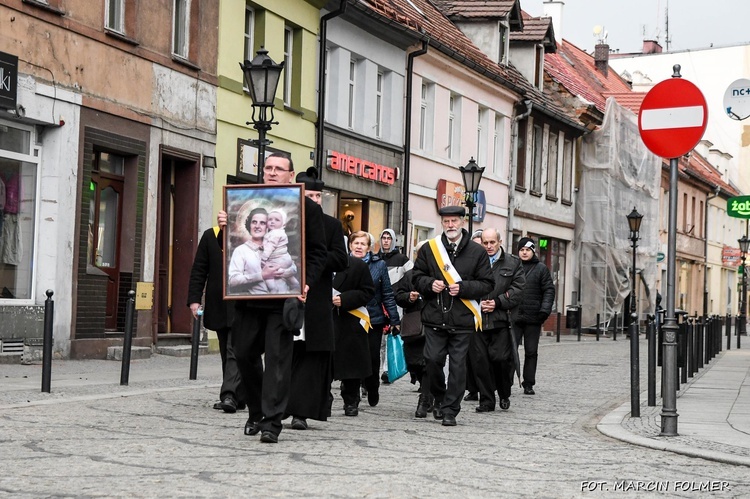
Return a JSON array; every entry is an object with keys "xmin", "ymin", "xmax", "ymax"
[
  {"xmin": 516, "ymin": 255, "xmax": 555, "ymax": 325},
  {"xmin": 187, "ymin": 227, "xmax": 233, "ymax": 331},
  {"xmin": 303, "ymin": 214, "xmax": 348, "ymax": 351},
  {"xmin": 482, "ymin": 248, "xmax": 525, "ymax": 330},
  {"xmin": 332, "ymin": 256, "xmax": 375, "ymax": 380},
  {"xmin": 412, "ymin": 230, "xmax": 494, "ymax": 331}
]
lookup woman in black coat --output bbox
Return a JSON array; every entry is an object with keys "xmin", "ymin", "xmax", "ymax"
[
  {"xmin": 332, "ymin": 252, "xmax": 375, "ymax": 416},
  {"xmin": 513, "ymin": 237, "xmax": 555, "ymax": 395}
]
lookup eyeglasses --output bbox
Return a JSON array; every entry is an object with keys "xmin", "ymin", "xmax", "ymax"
[{"xmin": 262, "ymin": 165, "xmax": 292, "ymax": 173}]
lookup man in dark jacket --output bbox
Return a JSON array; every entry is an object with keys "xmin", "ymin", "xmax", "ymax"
[
  {"xmin": 187, "ymin": 225, "xmax": 245, "ymax": 413},
  {"xmin": 286, "ymin": 168, "xmax": 348, "ymax": 430},
  {"xmin": 514, "ymin": 236, "xmax": 555, "ymax": 395},
  {"xmin": 412, "ymin": 206, "xmax": 494, "ymax": 426},
  {"xmin": 471, "ymin": 228, "xmax": 525, "ymax": 412}
]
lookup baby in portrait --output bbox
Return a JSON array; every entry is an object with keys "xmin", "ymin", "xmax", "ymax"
[{"xmin": 262, "ymin": 209, "xmax": 300, "ymax": 293}]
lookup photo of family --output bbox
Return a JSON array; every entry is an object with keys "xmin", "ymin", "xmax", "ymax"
[{"xmin": 223, "ymin": 184, "xmax": 305, "ymax": 299}]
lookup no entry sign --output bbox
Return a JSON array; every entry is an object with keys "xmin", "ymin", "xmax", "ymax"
[{"xmin": 638, "ymin": 77, "xmax": 708, "ymax": 158}]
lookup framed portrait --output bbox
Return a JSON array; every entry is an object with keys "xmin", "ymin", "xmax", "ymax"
[{"xmin": 223, "ymin": 184, "xmax": 306, "ymax": 300}]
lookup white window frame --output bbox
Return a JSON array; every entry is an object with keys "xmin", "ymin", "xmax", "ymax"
[
  {"xmin": 105, "ymin": 0, "xmax": 124, "ymax": 33},
  {"xmin": 476, "ymin": 107, "xmax": 488, "ymax": 166},
  {"xmin": 419, "ymin": 81, "xmax": 435, "ymax": 152},
  {"xmin": 348, "ymin": 59, "xmax": 356, "ymax": 129},
  {"xmin": 546, "ymin": 129, "xmax": 559, "ymax": 198},
  {"xmin": 448, "ymin": 94, "xmax": 461, "ymax": 161},
  {"xmin": 531, "ymin": 124, "xmax": 543, "ymax": 193},
  {"xmin": 375, "ymin": 71, "xmax": 383, "ymax": 138},
  {"xmin": 562, "ymin": 138, "xmax": 573, "ymax": 203},
  {"xmin": 243, "ymin": 6, "xmax": 254, "ymax": 64},
  {"xmin": 283, "ymin": 26, "xmax": 293, "ymax": 106},
  {"xmin": 498, "ymin": 21, "xmax": 509, "ymax": 65},
  {"xmin": 172, "ymin": 0, "xmax": 190, "ymax": 58},
  {"xmin": 493, "ymin": 114, "xmax": 505, "ymax": 177}
]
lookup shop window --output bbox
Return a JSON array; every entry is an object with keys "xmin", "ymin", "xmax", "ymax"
[{"xmin": 0, "ymin": 123, "xmax": 39, "ymax": 301}]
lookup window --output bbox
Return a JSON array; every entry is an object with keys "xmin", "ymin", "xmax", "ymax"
[
  {"xmin": 561, "ymin": 138, "xmax": 573, "ymax": 203},
  {"xmin": 172, "ymin": 0, "xmax": 190, "ymax": 58},
  {"xmin": 348, "ymin": 59, "xmax": 356, "ymax": 129},
  {"xmin": 498, "ymin": 22, "xmax": 509, "ymax": 65},
  {"xmin": 493, "ymin": 114, "xmax": 505, "ymax": 176},
  {"xmin": 682, "ymin": 193, "xmax": 688, "ymax": 232},
  {"xmin": 375, "ymin": 71, "xmax": 383, "ymax": 138},
  {"xmin": 89, "ymin": 152, "xmax": 125, "ymax": 269},
  {"xmin": 477, "ymin": 107, "xmax": 488, "ymax": 166},
  {"xmin": 546, "ymin": 129, "xmax": 559, "ymax": 199},
  {"xmin": 535, "ymin": 45, "xmax": 544, "ymax": 89},
  {"xmin": 531, "ymin": 124, "xmax": 543, "ymax": 193},
  {"xmin": 106, "ymin": 0, "xmax": 124, "ymax": 33},
  {"xmin": 699, "ymin": 200, "xmax": 704, "ymax": 238},
  {"xmin": 419, "ymin": 81, "xmax": 434, "ymax": 152},
  {"xmin": 0, "ymin": 122, "xmax": 40, "ymax": 302},
  {"xmin": 283, "ymin": 26, "xmax": 293, "ymax": 106},
  {"xmin": 243, "ymin": 6, "xmax": 254, "ymax": 64},
  {"xmin": 515, "ymin": 119, "xmax": 527, "ymax": 189},
  {"xmin": 448, "ymin": 94, "xmax": 461, "ymax": 161}
]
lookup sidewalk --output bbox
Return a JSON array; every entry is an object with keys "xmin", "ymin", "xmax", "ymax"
[{"xmin": 598, "ymin": 343, "xmax": 750, "ymax": 467}]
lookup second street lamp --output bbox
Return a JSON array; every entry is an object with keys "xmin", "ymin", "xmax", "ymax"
[
  {"xmin": 239, "ymin": 47, "xmax": 284, "ymax": 184},
  {"xmin": 459, "ymin": 157, "xmax": 485, "ymax": 236},
  {"xmin": 627, "ymin": 206, "xmax": 643, "ymax": 418},
  {"xmin": 738, "ymin": 235, "xmax": 749, "ymax": 339}
]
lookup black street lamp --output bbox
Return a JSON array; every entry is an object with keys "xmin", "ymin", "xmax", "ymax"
[
  {"xmin": 240, "ymin": 47, "xmax": 284, "ymax": 183},
  {"xmin": 459, "ymin": 157, "xmax": 485, "ymax": 235},
  {"xmin": 738, "ymin": 235, "xmax": 749, "ymax": 338},
  {"xmin": 627, "ymin": 206, "xmax": 643, "ymax": 418}
]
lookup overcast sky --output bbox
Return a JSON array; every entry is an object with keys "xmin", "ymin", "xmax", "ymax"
[{"xmin": 522, "ymin": 0, "xmax": 750, "ymax": 54}]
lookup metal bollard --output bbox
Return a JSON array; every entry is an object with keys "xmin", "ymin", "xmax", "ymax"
[
  {"xmin": 577, "ymin": 306, "xmax": 582, "ymax": 342},
  {"xmin": 120, "ymin": 290, "xmax": 136, "ymax": 386},
  {"xmin": 647, "ymin": 315, "xmax": 656, "ymax": 406},
  {"xmin": 596, "ymin": 313, "xmax": 601, "ymax": 341},
  {"xmin": 613, "ymin": 312, "xmax": 618, "ymax": 341},
  {"xmin": 189, "ymin": 307, "xmax": 203, "ymax": 380},
  {"xmin": 41, "ymin": 290, "xmax": 54, "ymax": 393},
  {"xmin": 727, "ymin": 314, "xmax": 732, "ymax": 351},
  {"xmin": 556, "ymin": 312, "xmax": 561, "ymax": 343},
  {"xmin": 738, "ymin": 317, "xmax": 742, "ymax": 350},
  {"xmin": 686, "ymin": 317, "xmax": 694, "ymax": 378}
]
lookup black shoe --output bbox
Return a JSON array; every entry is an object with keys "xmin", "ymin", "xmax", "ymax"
[
  {"xmin": 213, "ymin": 402, "xmax": 223, "ymax": 410},
  {"xmin": 237, "ymin": 402, "xmax": 246, "ymax": 411},
  {"xmin": 381, "ymin": 372, "xmax": 391, "ymax": 384},
  {"xmin": 432, "ymin": 407, "xmax": 444, "ymax": 420},
  {"xmin": 523, "ymin": 387, "xmax": 535, "ymax": 395},
  {"xmin": 260, "ymin": 431, "xmax": 278, "ymax": 443},
  {"xmin": 244, "ymin": 419, "xmax": 260, "ymax": 436},
  {"xmin": 475, "ymin": 404, "xmax": 495, "ymax": 413},
  {"xmin": 500, "ymin": 398, "xmax": 510, "ymax": 410},
  {"xmin": 442, "ymin": 414, "xmax": 457, "ymax": 426},
  {"xmin": 463, "ymin": 392, "xmax": 478, "ymax": 401},
  {"xmin": 344, "ymin": 404, "xmax": 359, "ymax": 416},
  {"xmin": 291, "ymin": 417, "xmax": 308, "ymax": 430},
  {"xmin": 414, "ymin": 393, "xmax": 431, "ymax": 418},
  {"xmin": 367, "ymin": 389, "xmax": 379, "ymax": 407},
  {"xmin": 220, "ymin": 397, "xmax": 238, "ymax": 413}
]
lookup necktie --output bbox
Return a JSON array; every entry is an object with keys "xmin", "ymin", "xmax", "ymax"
[{"xmin": 449, "ymin": 242, "xmax": 456, "ymax": 255}]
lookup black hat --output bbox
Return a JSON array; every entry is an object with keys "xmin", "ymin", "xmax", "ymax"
[
  {"xmin": 438, "ymin": 205, "xmax": 466, "ymax": 217},
  {"xmin": 283, "ymin": 297, "xmax": 305, "ymax": 331},
  {"xmin": 295, "ymin": 167, "xmax": 325, "ymax": 191},
  {"xmin": 518, "ymin": 237, "xmax": 535, "ymax": 253}
]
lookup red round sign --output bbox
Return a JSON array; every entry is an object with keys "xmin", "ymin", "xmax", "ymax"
[{"xmin": 638, "ymin": 78, "xmax": 708, "ymax": 158}]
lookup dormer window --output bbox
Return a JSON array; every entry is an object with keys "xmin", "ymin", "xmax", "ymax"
[
  {"xmin": 535, "ymin": 44, "xmax": 544, "ymax": 89},
  {"xmin": 498, "ymin": 21, "xmax": 509, "ymax": 65}
]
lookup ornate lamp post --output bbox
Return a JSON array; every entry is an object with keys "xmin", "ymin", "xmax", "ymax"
[
  {"xmin": 738, "ymin": 235, "xmax": 749, "ymax": 338},
  {"xmin": 627, "ymin": 207, "xmax": 643, "ymax": 417},
  {"xmin": 459, "ymin": 157, "xmax": 485, "ymax": 235},
  {"xmin": 239, "ymin": 47, "xmax": 284, "ymax": 183}
]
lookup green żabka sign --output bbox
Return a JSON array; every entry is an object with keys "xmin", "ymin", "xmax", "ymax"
[{"xmin": 727, "ymin": 196, "xmax": 750, "ymax": 218}]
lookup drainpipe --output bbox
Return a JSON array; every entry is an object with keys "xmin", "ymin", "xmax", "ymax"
[
  {"xmin": 506, "ymin": 99, "xmax": 532, "ymax": 248},
  {"xmin": 315, "ymin": 0, "xmax": 347, "ymax": 179},
  {"xmin": 401, "ymin": 39, "xmax": 429, "ymax": 245},
  {"xmin": 703, "ymin": 184, "xmax": 720, "ymax": 316}
]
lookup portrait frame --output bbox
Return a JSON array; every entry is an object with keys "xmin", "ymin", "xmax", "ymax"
[{"xmin": 223, "ymin": 184, "xmax": 306, "ymax": 300}]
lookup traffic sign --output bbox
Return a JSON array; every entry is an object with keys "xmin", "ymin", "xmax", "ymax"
[{"xmin": 638, "ymin": 77, "xmax": 708, "ymax": 158}]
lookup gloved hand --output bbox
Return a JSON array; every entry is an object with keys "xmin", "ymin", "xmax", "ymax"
[
  {"xmin": 538, "ymin": 312, "xmax": 550, "ymax": 324},
  {"xmin": 391, "ymin": 325, "xmax": 401, "ymax": 336}
]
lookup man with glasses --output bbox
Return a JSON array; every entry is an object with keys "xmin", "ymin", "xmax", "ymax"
[
  {"xmin": 218, "ymin": 152, "xmax": 328, "ymax": 443},
  {"xmin": 412, "ymin": 206, "xmax": 494, "ymax": 427}
]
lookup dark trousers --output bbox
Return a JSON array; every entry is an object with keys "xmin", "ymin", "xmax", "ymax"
[
  {"xmin": 340, "ymin": 378, "xmax": 361, "ymax": 407},
  {"xmin": 216, "ymin": 326, "xmax": 245, "ymax": 403},
  {"xmin": 423, "ymin": 326, "xmax": 471, "ymax": 417},
  {"xmin": 403, "ymin": 335, "xmax": 429, "ymax": 395},
  {"xmin": 513, "ymin": 322, "xmax": 541, "ymax": 388},
  {"xmin": 287, "ymin": 343, "xmax": 333, "ymax": 421},
  {"xmin": 365, "ymin": 323, "xmax": 386, "ymax": 395},
  {"xmin": 470, "ymin": 325, "xmax": 515, "ymax": 407},
  {"xmin": 233, "ymin": 306, "xmax": 294, "ymax": 436}
]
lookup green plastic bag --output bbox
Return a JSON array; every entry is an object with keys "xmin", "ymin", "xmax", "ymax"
[{"xmin": 386, "ymin": 333, "xmax": 408, "ymax": 383}]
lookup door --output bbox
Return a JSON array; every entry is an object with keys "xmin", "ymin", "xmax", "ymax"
[{"xmin": 90, "ymin": 153, "xmax": 125, "ymax": 330}]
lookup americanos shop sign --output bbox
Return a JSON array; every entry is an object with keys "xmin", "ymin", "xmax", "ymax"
[{"xmin": 327, "ymin": 150, "xmax": 397, "ymax": 186}]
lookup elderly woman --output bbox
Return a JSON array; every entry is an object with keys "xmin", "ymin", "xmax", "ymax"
[{"xmin": 332, "ymin": 246, "xmax": 375, "ymax": 416}]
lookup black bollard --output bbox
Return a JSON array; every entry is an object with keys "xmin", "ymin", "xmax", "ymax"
[
  {"xmin": 686, "ymin": 317, "xmax": 694, "ymax": 378},
  {"xmin": 697, "ymin": 316, "xmax": 704, "ymax": 370},
  {"xmin": 41, "ymin": 290, "xmax": 54, "ymax": 393},
  {"xmin": 596, "ymin": 313, "xmax": 600, "ymax": 341},
  {"xmin": 738, "ymin": 317, "xmax": 742, "ymax": 350},
  {"xmin": 727, "ymin": 314, "xmax": 732, "ymax": 351},
  {"xmin": 613, "ymin": 312, "xmax": 618, "ymax": 341},
  {"xmin": 577, "ymin": 306, "xmax": 581, "ymax": 342},
  {"xmin": 189, "ymin": 307, "xmax": 202, "ymax": 380},
  {"xmin": 647, "ymin": 314, "xmax": 656, "ymax": 406},
  {"xmin": 120, "ymin": 290, "xmax": 136, "ymax": 386},
  {"xmin": 556, "ymin": 312, "xmax": 561, "ymax": 343}
]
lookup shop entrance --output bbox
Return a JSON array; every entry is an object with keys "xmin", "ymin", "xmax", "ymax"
[{"xmin": 337, "ymin": 193, "xmax": 388, "ymax": 250}]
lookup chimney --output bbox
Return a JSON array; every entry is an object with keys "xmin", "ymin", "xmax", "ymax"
[
  {"xmin": 642, "ymin": 40, "xmax": 663, "ymax": 54},
  {"xmin": 594, "ymin": 43, "xmax": 609, "ymax": 77},
  {"xmin": 543, "ymin": 0, "xmax": 564, "ymax": 44}
]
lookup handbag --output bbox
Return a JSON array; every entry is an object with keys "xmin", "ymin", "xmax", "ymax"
[
  {"xmin": 386, "ymin": 333, "xmax": 408, "ymax": 383},
  {"xmin": 399, "ymin": 310, "xmax": 423, "ymax": 338}
]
